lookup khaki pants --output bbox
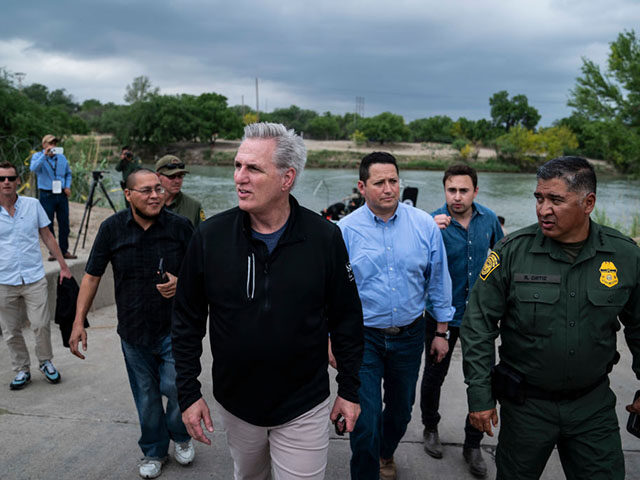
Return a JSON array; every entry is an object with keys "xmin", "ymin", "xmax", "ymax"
[
  {"xmin": 218, "ymin": 397, "xmax": 330, "ymax": 480},
  {"xmin": 0, "ymin": 277, "xmax": 53, "ymax": 373}
]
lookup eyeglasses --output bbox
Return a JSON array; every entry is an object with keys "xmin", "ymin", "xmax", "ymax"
[
  {"xmin": 163, "ymin": 162, "xmax": 185, "ymax": 170},
  {"xmin": 128, "ymin": 186, "xmax": 165, "ymax": 196},
  {"xmin": 0, "ymin": 176, "xmax": 18, "ymax": 182}
]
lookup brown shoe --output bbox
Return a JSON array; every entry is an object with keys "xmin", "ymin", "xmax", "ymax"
[
  {"xmin": 63, "ymin": 252, "xmax": 77, "ymax": 259},
  {"xmin": 48, "ymin": 255, "xmax": 55, "ymax": 261},
  {"xmin": 380, "ymin": 457, "xmax": 397, "ymax": 480}
]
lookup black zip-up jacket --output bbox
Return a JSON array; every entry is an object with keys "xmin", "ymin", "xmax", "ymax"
[{"xmin": 172, "ymin": 195, "xmax": 364, "ymax": 426}]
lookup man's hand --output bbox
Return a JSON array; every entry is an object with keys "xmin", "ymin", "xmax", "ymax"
[
  {"xmin": 433, "ymin": 214, "xmax": 451, "ymax": 230},
  {"xmin": 182, "ymin": 398, "xmax": 214, "ymax": 445},
  {"xmin": 626, "ymin": 395, "xmax": 640, "ymax": 414},
  {"xmin": 156, "ymin": 272, "xmax": 178, "ymax": 299},
  {"xmin": 63, "ymin": 188, "xmax": 71, "ymax": 198},
  {"xmin": 430, "ymin": 336, "xmax": 449, "ymax": 363},
  {"xmin": 330, "ymin": 396, "xmax": 361, "ymax": 433},
  {"xmin": 69, "ymin": 323, "xmax": 88, "ymax": 360},
  {"xmin": 59, "ymin": 265, "xmax": 72, "ymax": 284},
  {"xmin": 469, "ymin": 408, "xmax": 499, "ymax": 437},
  {"xmin": 328, "ymin": 338, "xmax": 337, "ymax": 369}
]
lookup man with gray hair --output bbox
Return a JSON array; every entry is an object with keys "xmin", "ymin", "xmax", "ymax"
[
  {"xmin": 461, "ymin": 156, "xmax": 640, "ymax": 479},
  {"xmin": 172, "ymin": 122, "xmax": 364, "ymax": 479}
]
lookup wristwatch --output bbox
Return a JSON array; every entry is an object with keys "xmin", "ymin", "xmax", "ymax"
[{"xmin": 434, "ymin": 330, "xmax": 450, "ymax": 340}]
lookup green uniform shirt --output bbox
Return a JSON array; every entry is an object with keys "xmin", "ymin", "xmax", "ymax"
[
  {"xmin": 461, "ymin": 221, "xmax": 640, "ymax": 412},
  {"xmin": 115, "ymin": 158, "xmax": 140, "ymax": 184},
  {"xmin": 166, "ymin": 191, "xmax": 204, "ymax": 227}
]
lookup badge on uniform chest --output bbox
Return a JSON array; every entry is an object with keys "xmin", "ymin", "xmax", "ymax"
[{"xmin": 599, "ymin": 261, "xmax": 618, "ymax": 288}]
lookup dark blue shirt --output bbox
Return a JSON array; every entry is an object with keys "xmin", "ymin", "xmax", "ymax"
[{"xmin": 427, "ymin": 202, "xmax": 503, "ymax": 327}]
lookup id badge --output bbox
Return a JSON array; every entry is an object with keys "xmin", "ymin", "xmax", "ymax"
[{"xmin": 52, "ymin": 180, "xmax": 62, "ymax": 194}]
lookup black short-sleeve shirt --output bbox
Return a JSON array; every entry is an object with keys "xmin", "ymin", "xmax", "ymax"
[{"xmin": 86, "ymin": 208, "xmax": 194, "ymax": 346}]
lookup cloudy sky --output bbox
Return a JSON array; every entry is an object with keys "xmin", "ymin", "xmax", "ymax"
[{"xmin": 2, "ymin": 0, "xmax": 639, "ymax": 125}]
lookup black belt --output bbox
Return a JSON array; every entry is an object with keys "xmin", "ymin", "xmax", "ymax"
[
  {"xmin": 368, "ymin": 313, "xmax": 424, "ymax": 336},
  {"xmin": 526, "ymin": 375, "xmax": 607, "ymax": 402}
]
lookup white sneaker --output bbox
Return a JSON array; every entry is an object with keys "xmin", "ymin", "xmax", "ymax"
[
  {"xmin": 174, "ymin": 439, "xmax": 195, "ymax": 466},
  {"xmin": 139, "ymin": 458, "xmax": 164, "ymax": 478}
]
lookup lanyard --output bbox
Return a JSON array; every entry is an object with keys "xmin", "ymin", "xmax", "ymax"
[{"xmin": 45, "ymin": 155, "xmax": 58, "ymax": 178}]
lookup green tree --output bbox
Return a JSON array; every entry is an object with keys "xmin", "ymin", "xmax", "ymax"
[
  {"xmin": 22, "ymin": 83, "xmax": 49, "ymax": 105},
  {"xmin": 0, "ymin": 71, "xmax": 87, "ymax": 168},
  {"xmin": 124, "ymin": 75, "xmax": 159, "ymax": 104},
  {"xmin": 360, "ymin": 112, "xmax": 408, "ymax": 144},
  {"xmin": 536, "ymin": 126, "xmax": 579, "ymax": 159},
  {"xmin": 408, "ymin": 116, "xmax": 454, "ymax": 143},
  {"xmin": 263, "ymin": 105, "xmax": 318, "ymax": 133},
  {"xmin": 569, "ymin": 30, "xmax": 640, "ymax": 126},
  {"xmin": 307, "ymin": 112, "xmax": 341, "ymax": 140},
  {"xmin": 489, "ymin": 90, "xmax": 541, "ymax": 131},
  {"xmin": 22, "ymin": 83, "xmax": 78, "ymax": 113},
  {"xmin": 567, "ymin": 30, "xmax": 640, "ymax": 172}
]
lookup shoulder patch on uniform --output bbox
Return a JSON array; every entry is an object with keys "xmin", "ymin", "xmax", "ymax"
[
  {"xmin": 480, "ymin": 251, "xmax": 500, "ymax": 281},
  {"xmin": 199, "ymin": 209, "xmax": 206, "ymax": 222}
]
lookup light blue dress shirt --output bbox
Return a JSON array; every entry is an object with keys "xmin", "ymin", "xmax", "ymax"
[
  {"xmin": 30, "ymin": 151, "xmax": 72, "ymax": 190},
  {"xmin": 0, "ymin": 196, "xmax": 51, "ymax": 285},
  {"xmin": 427, "ymin": 202, "xmax": 504, "ymax": 327},
  {"xmin": 338, "ymin": 202, "xmax": 455, "ymax": 328}
]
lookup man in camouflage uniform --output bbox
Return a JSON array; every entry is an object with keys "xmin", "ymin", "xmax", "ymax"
[
  {"xmin": 461, "ymin": 156, "xmax": 640, "ymax": 479},
  {"xmin": 155, "ymin": 155, "xmax": 205, "ymax": 227}
]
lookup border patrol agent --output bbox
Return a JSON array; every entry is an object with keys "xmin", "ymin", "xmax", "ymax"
[
  {"xmin": 461, "ymin": 156, "xmax": 640, "ymax": 479},
  {"xmin": 155, "ymin": 155, "xmax": 205, "ymax": 227}
]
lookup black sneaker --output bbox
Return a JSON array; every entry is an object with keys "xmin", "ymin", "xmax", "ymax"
[
  {"xmin": 39, "ymin": 360, "xmax": 61, "ymax": 384},
  {"xmin": 10, "ymin": 370, "xmax": 31, "ymax": 390}
]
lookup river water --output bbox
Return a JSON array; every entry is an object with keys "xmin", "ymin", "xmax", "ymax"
[{"xmin": 112, "ymin": 166, "xmax": 640, "ymax": 233}]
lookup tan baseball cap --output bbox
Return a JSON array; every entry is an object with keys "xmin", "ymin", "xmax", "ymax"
[
  {"xmin": 155, "ymin": 155, "xmax": 189, "ymax": 176},
  {"xmin": 42, "ymin": 134, "xmax": 58, "ymax": 144}
]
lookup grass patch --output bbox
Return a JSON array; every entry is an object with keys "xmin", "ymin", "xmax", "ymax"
[
  {"xmin": 593, "ymin": 208, "xmax": 640, "ymax": 238},
  {"xmin": 201, "ymin": 150, "xmax": 236, "ymax": 165}
]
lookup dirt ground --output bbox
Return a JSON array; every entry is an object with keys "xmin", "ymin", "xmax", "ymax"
[{"xmin": 40, "ymin": 201, "xmax": 114, "ymax": 258}]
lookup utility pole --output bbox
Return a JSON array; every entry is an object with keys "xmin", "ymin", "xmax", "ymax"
[
  {"xmin": 241, "ymin": 95, "xmax": 245, "ymax": 117},
  {"xmin": 355, "ymin": 96, "xmax": 365, "ymax": 128},
  {"xmin": 15, "ymin": 72, "xmax": 26, "ymax": 90},
  {"xmin": 255, "ymin": 78, "xmax": 259, "ymax": 120}
]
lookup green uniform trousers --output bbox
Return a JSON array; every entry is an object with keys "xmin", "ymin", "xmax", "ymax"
[{"xmin": 496, "ymin": 381, "xmax": 624, "ymax": 480}]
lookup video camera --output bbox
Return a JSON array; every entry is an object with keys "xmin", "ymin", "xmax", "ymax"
[{"xmin": 92, "ymin": 170, "xmax": 108, "ymax": 181}]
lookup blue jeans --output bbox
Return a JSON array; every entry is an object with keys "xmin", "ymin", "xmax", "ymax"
[
  {"xmin": 39, "ymin": 190, "xmax": 70, "ymax": 254},
  {"xmin": 121, "ymin": 334, "xmax": 190, "ymax": 459},
  {"xmin": 350, "ymin": 316, "xmax": 425, "ymax": 480}
]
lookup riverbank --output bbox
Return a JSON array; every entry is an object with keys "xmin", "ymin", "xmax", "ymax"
[{"xmin": 128, "ymin": 138, "xmax": 618, "ymax": 174}]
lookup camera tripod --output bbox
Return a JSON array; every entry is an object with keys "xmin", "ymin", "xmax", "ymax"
[{"xmin": 72, "ymin": 171, "xmax": 117, "ymax": 255}]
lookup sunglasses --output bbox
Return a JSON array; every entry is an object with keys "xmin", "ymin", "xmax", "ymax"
[
  {"xmin": 0, "ymin": 176, "xmax": 18, "ymax": 182},
  {"xmin": 164, "ymin": 163, "xmax": 185, "ymax": 170}
]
